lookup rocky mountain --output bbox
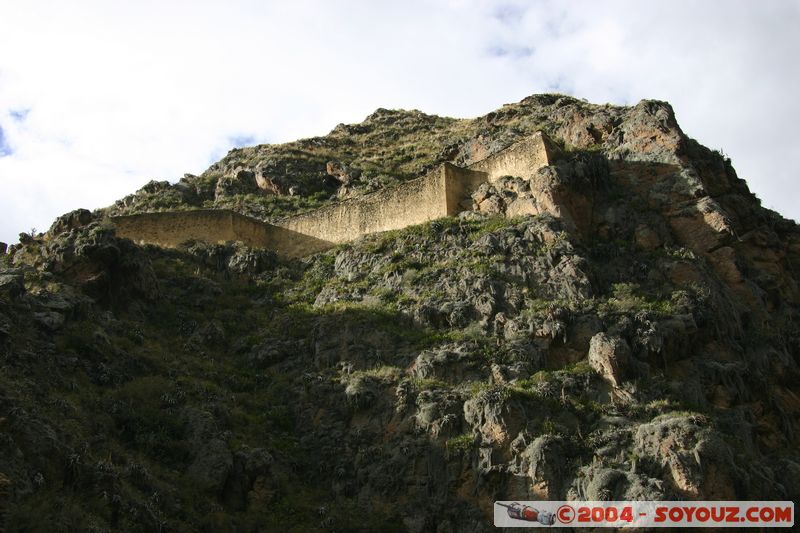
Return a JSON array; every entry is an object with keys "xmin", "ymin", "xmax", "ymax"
[{"xmin": 1, "ymin": 94, "xmax": 799, "ymax": 531}]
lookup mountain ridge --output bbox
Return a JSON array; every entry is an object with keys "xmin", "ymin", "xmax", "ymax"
[{"xmin": 0, "ymin": 93, "xmax": 798, "ymax": 531}]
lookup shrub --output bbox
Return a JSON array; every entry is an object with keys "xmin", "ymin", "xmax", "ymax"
[{"xmin": 446, "ymin": 433, "xmax": 475, "ymax": 453}]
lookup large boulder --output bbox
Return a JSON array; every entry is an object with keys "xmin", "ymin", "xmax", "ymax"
[
  {"xmin": 570, "ymin": 465, "xmax": 666, "ymax": 501},
  {"xmin": 215, "ymin": 168, "xmax": 260, "ymax": 199},
  {"xmin": 634, "ymin": 413, "xmax": 738, "ymax": 499},
  {"xmin": 24, "ymin": 225, "xmax": 160, "ymax": 305},
  {"xmin": 0, "ymin": 272, "xmax": 24, "ymax": 299},
  {"xmin": 606, "ymin": 100, "xmax": 684, "ymax": 165},
  {"xmin": 47, "ymin": 209, "xmax": 94, "ymax": 238},
  {"xmin": 411, "ymin": 343, "xmax": 483, "ymax": 383},
  {"xmin": 518, "ymin": 435, "xmax": 571, "ymax": 498},
  {"xmin": 326, "ymin": 161, "xmax": 361, "ymax": 185},
  {"xmin": 588, "ymin": 333, "xmax": 631, "ymax": 387}
]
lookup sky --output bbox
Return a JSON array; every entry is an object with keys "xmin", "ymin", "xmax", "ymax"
[{"xmin": 1, "ymin": 0, "xmax": 799, "ymax": 244}]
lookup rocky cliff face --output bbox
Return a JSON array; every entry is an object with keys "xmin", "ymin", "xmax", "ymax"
[{"xmin": 1, "ymin": 95, "xmax": 799, "ymax": 531}]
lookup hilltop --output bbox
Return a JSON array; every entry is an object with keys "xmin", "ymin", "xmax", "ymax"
[
  {"xmin": 101, "ymin": 94, "xmax": 673, "ymax": 222},
  {"xmin": 1, "ymin": 94, "xmax": 799, "ymax": 531}
]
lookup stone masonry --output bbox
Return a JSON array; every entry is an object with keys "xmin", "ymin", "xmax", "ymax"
[{"xmin": 111, "ymin": 132, "xmax": 556, "ymax": 257}]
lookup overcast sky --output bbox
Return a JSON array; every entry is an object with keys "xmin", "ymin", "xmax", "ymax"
[{"xmin": 1, "ymin": 0, "xmax": 798, "ymax": 244}]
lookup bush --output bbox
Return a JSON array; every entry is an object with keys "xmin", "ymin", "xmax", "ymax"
[{"xmin": 446, "ymin": 433, "xmax": 475, "ymax": 453}]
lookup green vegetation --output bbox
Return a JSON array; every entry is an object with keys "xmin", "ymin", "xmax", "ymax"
[
  {"xmin": 108, "ymin": 377, "xmax": 190, "ymax": 464},
  {"xmin": 210, "ymin": 190, "xmax": 330, "ymax": 220},
  {"xmin": 598, "ymin": 282, "xmax": 679, "ymax": 316},
  {"xmin": 446, "ymin": 433, "xmax": 476, "ymax": 454},
  {"xmin": 411, "ymin": 377, "xmax": 450, "ymax": 391},
  {"xmin": 5, "ymin": 93, "xmax": 794, "ymax": 529},
  {"xmin": 348, "ymin": 365, "xmax": 404, "ymax": 383}
]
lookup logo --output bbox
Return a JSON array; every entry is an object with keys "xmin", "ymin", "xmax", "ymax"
[
  {"xmin": 495, "ymin": 502, "xmax": 555, "ymax": 525},
  {"xmin": 494, "ymin": 501, "xmax": 794, "ymax": 528}
]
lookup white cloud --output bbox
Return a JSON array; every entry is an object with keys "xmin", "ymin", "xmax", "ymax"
[{"xmin": 0, "ymin": 0, "xmax": 798, "ymax": 244}]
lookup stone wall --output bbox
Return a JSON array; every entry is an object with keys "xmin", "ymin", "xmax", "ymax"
[
  {"xmin": 468, "ymin": 131, "xmax": 554, "ymax": 182},
  {"xmin": 277, "ymin": 164, "xmax": 489, "ymax": 244},
  {"xmin": 278, "ymin": 169, "xmax": 447, "ymax": 244},
  {"xmin": 442, "ymin": 163, "xmax": 489, "ymax": 214},
  {"xmin": 111, "ymin": 210, "xmax": 332, "ymax": 258},
  {"xmin": 110, "ymin": 132, "xmax": 555, "ymax": 257}
]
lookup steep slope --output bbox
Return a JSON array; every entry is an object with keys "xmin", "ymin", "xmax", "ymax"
[{"xmin": 1, "ymin": 95, "xmax": 799, "ymax": 531}]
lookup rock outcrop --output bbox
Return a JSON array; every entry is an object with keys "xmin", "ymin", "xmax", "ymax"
[{"xmin": 1, "ymin": 94, "xmax": 798, "ymax": 531}]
